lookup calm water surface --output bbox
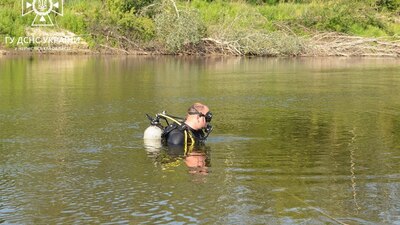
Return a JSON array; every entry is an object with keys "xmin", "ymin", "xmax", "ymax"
[{"xmin": 0, "ymin": 56, "xmax": 400, "ymax": 224}]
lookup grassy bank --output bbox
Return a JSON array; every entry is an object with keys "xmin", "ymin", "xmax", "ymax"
[{"xmin": 1, "ymin": 0, "xmax": 399, "ymax": 56}]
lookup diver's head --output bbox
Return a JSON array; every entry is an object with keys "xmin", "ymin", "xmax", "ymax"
[{"xmin": 185, "ymin": 103, "xmax": 212, "ymax": 130}]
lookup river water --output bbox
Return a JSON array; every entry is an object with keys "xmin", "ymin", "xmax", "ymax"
[{"xmin": 0, "ymin": 56, "xmax": 399, "ymax": 224}]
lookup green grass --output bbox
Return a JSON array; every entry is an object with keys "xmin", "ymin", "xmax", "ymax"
[
  {"xmin": 258, "ymin": 3, "xmax": 309, "ymax": 22},
  {"xmin": 190, "ymin": 0, "xmax": 399, "ymax": 37},
  {"xmin": 0, "ymin": 1, "xmax": 29, "ymax": 47}
]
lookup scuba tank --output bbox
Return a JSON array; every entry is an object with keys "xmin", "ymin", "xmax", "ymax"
[
  {"xmin": 143, "ymin": 126, "xmax": 163, "ymax": 140},
  {"xmin": 143, "ymin": 113, "xmax": 164, "ymax": 140},
  {"xmin": 143, "ymin": 125, "xmax": 163, "ymax": 152},
  {"xmin": 143, "ymin": 113, "xmax": 166, "ymax": 151},
  {"xmin": 143, "ymin": 112, "xmax": 184, "ymax": 140}
]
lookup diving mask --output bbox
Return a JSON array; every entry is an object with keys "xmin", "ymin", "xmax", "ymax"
[
  {"xmin": 203, "ymin": 112, "xmax": 213, "ymax": 138},
  {"xmin": 188, "ymin": 109, "xmax": 213, "ymax": 123},
  {"xmin": 203, "ymin": 111, "xmax": 213, "ymax": 123}
]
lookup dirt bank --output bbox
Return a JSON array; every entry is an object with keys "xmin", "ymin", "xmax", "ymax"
[{"xmin": 1, "ymin": 31, "xmax": 399, "ymax": 57}]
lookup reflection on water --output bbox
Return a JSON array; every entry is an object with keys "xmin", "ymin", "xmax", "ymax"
[
  {"xmin": 185, "ymin": 150, "xmax": 210, "ymax": 175},
  {"xmin": 144, "ymin": 139, "xmax": 211, "ymax": 175},
  {"xmin": 1, "ymin": 56, "xmax": 400, "ymax": 224}
]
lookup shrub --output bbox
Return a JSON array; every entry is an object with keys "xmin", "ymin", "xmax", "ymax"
[
  {"xmin": 155, "ymin": 0, "xmax": 206, "ymax": 52},
  {"xmin": 83, "ymin": 0, "xmax": 155, "ymax": 49},
  {"xmin": 193, "ymin": 1, "xmax": 305, "ymax": 56},
  {"xmin": 299, "ymin": 1, "xmax": 389, "ymax": 35},
  {"xmin": 376, "ymin": 0, "xmax": 400, "ymax": 11},
  {"xmin": 0, "ymin": 1, "xmax": 30, "ymax": 47},
  {"xmin": 107, "ymin": 0, "xmax": 155, "ymax": 13}
]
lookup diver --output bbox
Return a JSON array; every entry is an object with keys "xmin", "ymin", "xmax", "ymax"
[
  {"xmin": 144, "ymin": 102, "xmax": 213, "ymax": 149},
  {"xmin": 163, "ymin": 103, "xmax": 212, "ymax": 147},
  {"xmin": 144, "ymin": 102, "xmax": 213, "ymax": 174}
]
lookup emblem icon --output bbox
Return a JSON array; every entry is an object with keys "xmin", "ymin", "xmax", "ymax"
[{"xmin": 22, "ymin": 0, "xmax": 64, "ymax": 27}]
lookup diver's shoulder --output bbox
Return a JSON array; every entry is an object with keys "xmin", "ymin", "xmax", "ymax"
[{"xmin": 167, "ymin": 129, "xmax": 185, "ymax": 145}]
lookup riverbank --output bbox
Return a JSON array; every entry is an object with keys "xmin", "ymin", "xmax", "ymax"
[
  {"xmin": 1, "ymin": 0, "xmax": 399, "ymax": 57},
  {"xmin": 2, "ymin": 32, "xmax": 399, "ymax": 57}
]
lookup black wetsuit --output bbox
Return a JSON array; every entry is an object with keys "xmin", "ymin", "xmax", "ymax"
[{"xmin": 162, "ymin": 123, "xmax": 206, "ymax": 146}]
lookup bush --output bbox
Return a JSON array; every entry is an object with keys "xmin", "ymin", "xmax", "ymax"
[
  {"xmin": 299, "ymin": 1, "xmax": 389, "ymax": 35},
  {"xmin": 191, "ymin": 0, "xmax": 304, "ymax": 56},
  {"xmin": 83, "ymin": 0, "xmax": 155, "ymax": 49},
  {"xmin": 376, "ymin": 0, "xmax": 400, "ymax": 11},
  {"xmin": 0, "ymin": 1, "xmax": 30, "ymax": 47},
  {"xmin": 155, "ymin": 1, "xmax": 206, "ymax": 52},
  {"xmin": 107, "ymin": 0, "xmax": 155, "ymax": 13},
  {"xmin": 105, "ymin": 0, "xmax": 155, "ymax": 41}
]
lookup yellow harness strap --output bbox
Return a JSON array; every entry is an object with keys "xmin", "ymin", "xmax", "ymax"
[
  {"xmin": 158, "ymin": 113, "xmax": 195, "ymax": 154},
  {"xmin": 184, "ymin": 130, "xmax": 195, "ymax": 155}
]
